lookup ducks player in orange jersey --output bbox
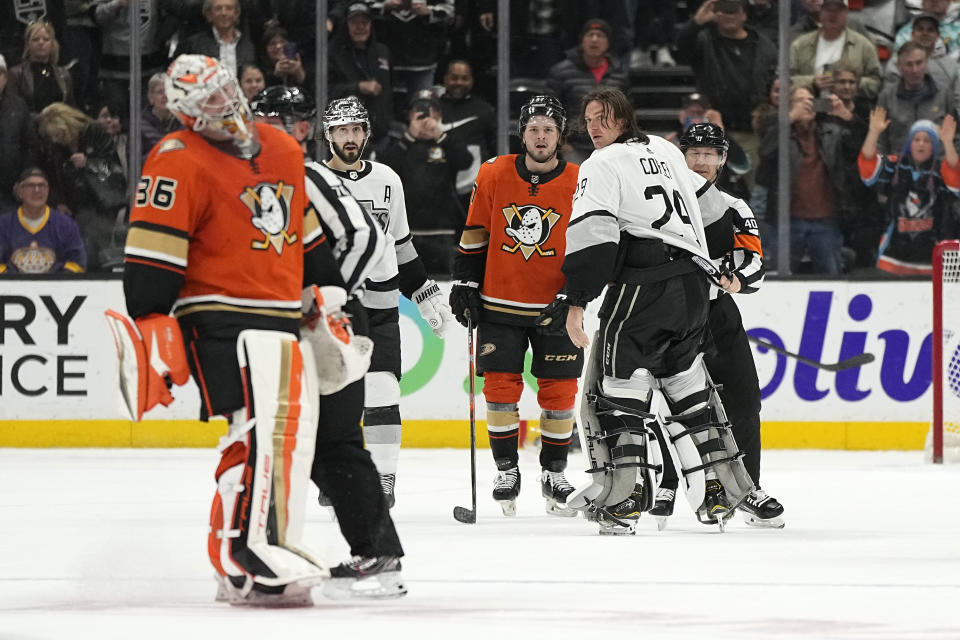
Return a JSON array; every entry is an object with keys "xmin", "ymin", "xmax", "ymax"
[{"xmin": 451, "ymin": 95, "xmax": 583, "ymax": 517}]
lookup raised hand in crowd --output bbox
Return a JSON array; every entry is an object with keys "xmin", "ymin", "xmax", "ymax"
[
  {"xmin": 479, "ymin": 12, "xmax": 494, "ymax": 31},
  {"xmin": 274, "ymin": 52, "xmax": 305, "ymax": 84},
  {"xmin": 693, "ymin": 0, "xmax": 719, "ymax": 25},
  {"xmin": 813, "ymin": 72, "xmax": 834, "ymax": 94},
  {"xmin": 410, "ymin": 112, "xmax": 442, "ymax": 141},
  {"xmin": 70, "ymin": 152, "xmax": 87, "ymax": 169},
  {"xmin": 789, "ymin": 89, "xmax": 815, "ymax": 124},
  {"xmin": 939, "ymin": 113, "xmax": 958, "ymax": 168},
  {"xmin": 358, "ymin": 79, "xmax": 382, "ymax": 97},
  {"xmin": 868, "ymin": 106, "xmax": 890, "ymax": 136},
  {"xmin": 861, "ymin": 106, "xmax": 890, "ymax": 160},
  {"xmin": 410, "ymin": 1, "xmax": 430, "ymax": 16},
  {"xmin": 704, "ymin": 108, "xmax": 725, "ymax": 129},
  {"xmin": 828, "ymin": 93, "xmax": 853, "ymax": 122}
]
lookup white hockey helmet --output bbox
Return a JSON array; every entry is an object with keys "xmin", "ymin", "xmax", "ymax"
[
  {"xmin": 322, "ymin": 97, "xmax": 371, "ymax": 143},
  {"xmin": 165, "ymin": 54, "xmax": 258, "ymax": 155}
]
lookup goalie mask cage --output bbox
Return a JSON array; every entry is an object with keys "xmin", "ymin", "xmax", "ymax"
[{"xmin": 932, "ymin": 239, "xmax": 960, "ymax": 463}]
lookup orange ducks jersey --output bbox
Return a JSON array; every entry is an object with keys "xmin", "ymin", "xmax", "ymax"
[
  {"xmin": 124, "ymin": 122, "xmax": 327, "ymax": 334},
  {"xmin": 455, "ymin": 154, "xmax": 579, "ymax": 326}
]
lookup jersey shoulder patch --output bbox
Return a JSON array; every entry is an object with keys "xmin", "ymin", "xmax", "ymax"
[
  {"xmin": 156, "ymin": 138, "xmax": 186, "ymax": 154},
  {"xmin": 484, "ymin": 156, "xmax": 498, "ymax": 164}
]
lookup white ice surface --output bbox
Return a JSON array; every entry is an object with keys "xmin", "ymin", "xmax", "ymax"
[{"xmin": 1, "ymin": 447, "xmax": 959, "ymax": 640}]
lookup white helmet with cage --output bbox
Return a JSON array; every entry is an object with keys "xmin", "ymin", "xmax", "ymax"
[{"xmin": 165, "ymin": 54, "xmax": 259, "ymax": 157}]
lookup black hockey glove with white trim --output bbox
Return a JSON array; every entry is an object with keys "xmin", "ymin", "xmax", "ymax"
[{"xmin": 449, "ymin": 280, "xmax": 482, "ymax": 328}]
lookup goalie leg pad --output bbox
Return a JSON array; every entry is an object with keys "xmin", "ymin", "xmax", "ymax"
[
  {"xmin": 218, "ymin": 330, "xmax": 327, "ymax": 588},
  {"xmin": 104, "ymin": 311, "xmax": 190, "ymax": 421},
  {"xmin": 363, "ymin": 371, "xmax": 402, "ymax": 475},
  {"xmin": 660, "ymin": 355, "xmax": 754, "ymax": 513},
  {"xmin": 567, "ymin": 351, "xmax": 661, "ymax": 514}
]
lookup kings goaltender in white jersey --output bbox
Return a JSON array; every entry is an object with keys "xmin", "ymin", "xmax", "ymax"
[{"xmin": 567, "ymin": 134, "xmax": 730, "ymax": 272}]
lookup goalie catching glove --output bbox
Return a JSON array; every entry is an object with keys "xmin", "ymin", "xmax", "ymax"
[
  {"xmin": 301, "ymin": 285, "xmax": 373, "ymax": 395},
  {"xmin": 449, "ymin": 280, "xmax": 481, "ymax": 328},
  {"xmin": 104, "ymin": 311, "xmax": 191, "ymax": 421},
  {"xmin": 412, "ymin": 279, "xmax": 453, "ymax": 338}
]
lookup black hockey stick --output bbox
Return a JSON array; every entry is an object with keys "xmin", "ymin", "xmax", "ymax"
[
  {"xmin": 748, "ymin": 334, "xmax": 875, "ymax": 372},
  {"xmin": 453, "ymin": 312, "xmax": 478, "ymax": 524}
]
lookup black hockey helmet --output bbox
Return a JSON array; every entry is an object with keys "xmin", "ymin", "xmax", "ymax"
[
  {"xmin": 518, "ymin": 94, "xmax": 567, "ymax": 137},
  {"xmin": 679, "ymin": 122, "xmax": 729, "ymax": 155},
  {"xmin": 250, "ymin": 85, "xmax": 317, "ymax": 127}
]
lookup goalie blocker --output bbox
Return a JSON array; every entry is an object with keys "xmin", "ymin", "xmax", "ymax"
[{"xmin": 104, "ymin": 311, "xmax": 191, "ymax": 421}]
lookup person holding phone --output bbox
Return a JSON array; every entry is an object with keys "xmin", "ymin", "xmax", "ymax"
[
  {"xmin": 379, "ymin": 92, "xmax": 472, "ymax": 278},
  {"xmin": 789, "ymin": 0, "xmax": 882, "ymax": 101},
  {"xmin": 674, "ymin": 0, "xmax": 776, "ymax": 190},
  {"xmin": 754, "ymin": 85, "xmax": 858, "ymax": 275},
  {"xmin": 261, "ymin": 25, "xmax": 306, "ymax": 86}
]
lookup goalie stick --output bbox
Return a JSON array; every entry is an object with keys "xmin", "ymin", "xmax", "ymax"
[
  {"xmin": 748, "ymin": 334, "xmax": 875, "ymax": 372},
  {"xmin": 453, "ymin": 312, "xmax": 478, "ymax": 524}
]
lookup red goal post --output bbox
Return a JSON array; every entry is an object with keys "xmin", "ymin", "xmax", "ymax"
[{"xmin": 932, "ymin": 239, "xmax": 960, "ymax": 463}]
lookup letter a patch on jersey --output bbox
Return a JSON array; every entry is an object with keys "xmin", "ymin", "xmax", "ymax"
[
  {"xmin": 241, "ymin": 182, "xmax": 299, "ymax": 255},
  {"xmin": 500, "ymin": 203, "xmax": 560, "ymax": 260}
]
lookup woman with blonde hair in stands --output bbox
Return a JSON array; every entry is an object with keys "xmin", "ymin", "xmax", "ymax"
[
  {"xmin": 35, "ymin": 102, "xmax": 126, "ymax": 272},
  {"xmin": 8, "ymin": 21, "xmax": 73, "ymax": 113}
]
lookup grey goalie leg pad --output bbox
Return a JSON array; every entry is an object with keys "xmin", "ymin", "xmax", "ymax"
[
  {"xmin": 660, "ymin": 356, "xmax": 754, "ymax": 516},
  {"xmin": 567, "ymin": 343, "xmax": 662, "ymax": 520}
]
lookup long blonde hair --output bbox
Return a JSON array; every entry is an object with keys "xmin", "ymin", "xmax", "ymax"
[
  {"xmin": 22, "ymin": 21, "xmax": 60, "ymax": 65},
  {"xmin": 37, "ymin": 102, "xmax": 90, "ymax": 149}
]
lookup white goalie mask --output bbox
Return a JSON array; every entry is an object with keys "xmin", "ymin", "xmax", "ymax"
[{"xmin": 165, "ymin": 54, "xmax": 259, "ymax": 157}]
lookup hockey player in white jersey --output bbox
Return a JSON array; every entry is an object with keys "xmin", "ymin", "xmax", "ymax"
[
  {"xmin": 640, "ymin": 121, "xmax": 783, "ymax": 529},
  {"xmin": 322, "ymin": 97, "xmax": 454, "ymax": 507},
  {"xmin": 537, "ymin": 87, "xmax": 754, "ymax": 534}
]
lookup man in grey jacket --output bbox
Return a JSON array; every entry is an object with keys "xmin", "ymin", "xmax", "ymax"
[{"xmin": 878, "ymin": 41, "xmax": 958, "ymax": 154}]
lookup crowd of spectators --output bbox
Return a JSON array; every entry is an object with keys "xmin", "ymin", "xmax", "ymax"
[{"xmin": 1, "ymin": 0, "xmax": 959, "ymax": 276}]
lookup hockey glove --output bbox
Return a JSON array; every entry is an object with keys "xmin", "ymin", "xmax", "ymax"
[
  {"xmin": 537, "ymin": 291, "xmax": 589, "ymax": 335},
  {"xmin": 413, "ymin": 279, "xmax": 454, "ymax": 338},
  {"xmin": 449, "ymin": 280, "xmax": 482, "ymax": 328}
]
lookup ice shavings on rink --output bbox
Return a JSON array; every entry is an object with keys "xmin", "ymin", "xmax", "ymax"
[{"xmin": 1, "ymin": 447, "xmax": 958, "ymax": 639}]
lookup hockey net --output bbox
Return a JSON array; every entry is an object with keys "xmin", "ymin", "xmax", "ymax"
[{"xmin": 930, "ymin": 240, "xmax": 960, "ymax": 463}]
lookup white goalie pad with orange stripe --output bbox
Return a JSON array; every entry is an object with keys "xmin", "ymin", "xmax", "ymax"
[
  {"xmin": 209, "ymin": 329, "xmax": 326, "ymax": 595},
  {"xmin": 103, "ymin": 310, "xmax": 191, "ymax": 421},
  {"xmin": 300, "ymin": 285, "xmax": 372, "ymax": 395}
]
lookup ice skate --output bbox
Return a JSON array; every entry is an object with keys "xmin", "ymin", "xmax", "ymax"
[
  {"xmin": 649, "ymin": 488, "xmax": 676, "ymax": 531},
  {"xmin": 697, "ymin": 479, "xmax": 733, "ymax": 531},
  {"xmin": 739, "ymin": 489, "xmax": 785, "ymax": 529},
  {"xmin": 597, "ymin": 484, "xmax": 643, "ymax": 535},
  {"xmin": 380, "ymin": 473, "xmax": 396, "ymax": 509},
  {"xmin": 323, "ymin": 556, "xmax": 407, "ymax": 600},
  {"xmin": 493, "ymin": 467, "xmax": 520, "ymax": 516},
  {"xmin": 216, "ymin": 574, "xmax": 315, "ymax": 607},
  {"xmin": 541, "ymin": 469, "xmax": 577, "ymax": 517}
]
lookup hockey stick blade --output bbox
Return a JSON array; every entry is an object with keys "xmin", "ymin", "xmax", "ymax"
[
  {"xmin": 453, "ymin": 505, "xmax": 476, "ymax": 524},
  {"xmin": 748, "ymin": 335, "xmax": 875, "ymax": 372}
]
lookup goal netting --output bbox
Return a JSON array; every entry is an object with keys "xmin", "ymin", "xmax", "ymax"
[{"xmin": 930, "ymin": 240, "xmax": 960, "ymax": 463}]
